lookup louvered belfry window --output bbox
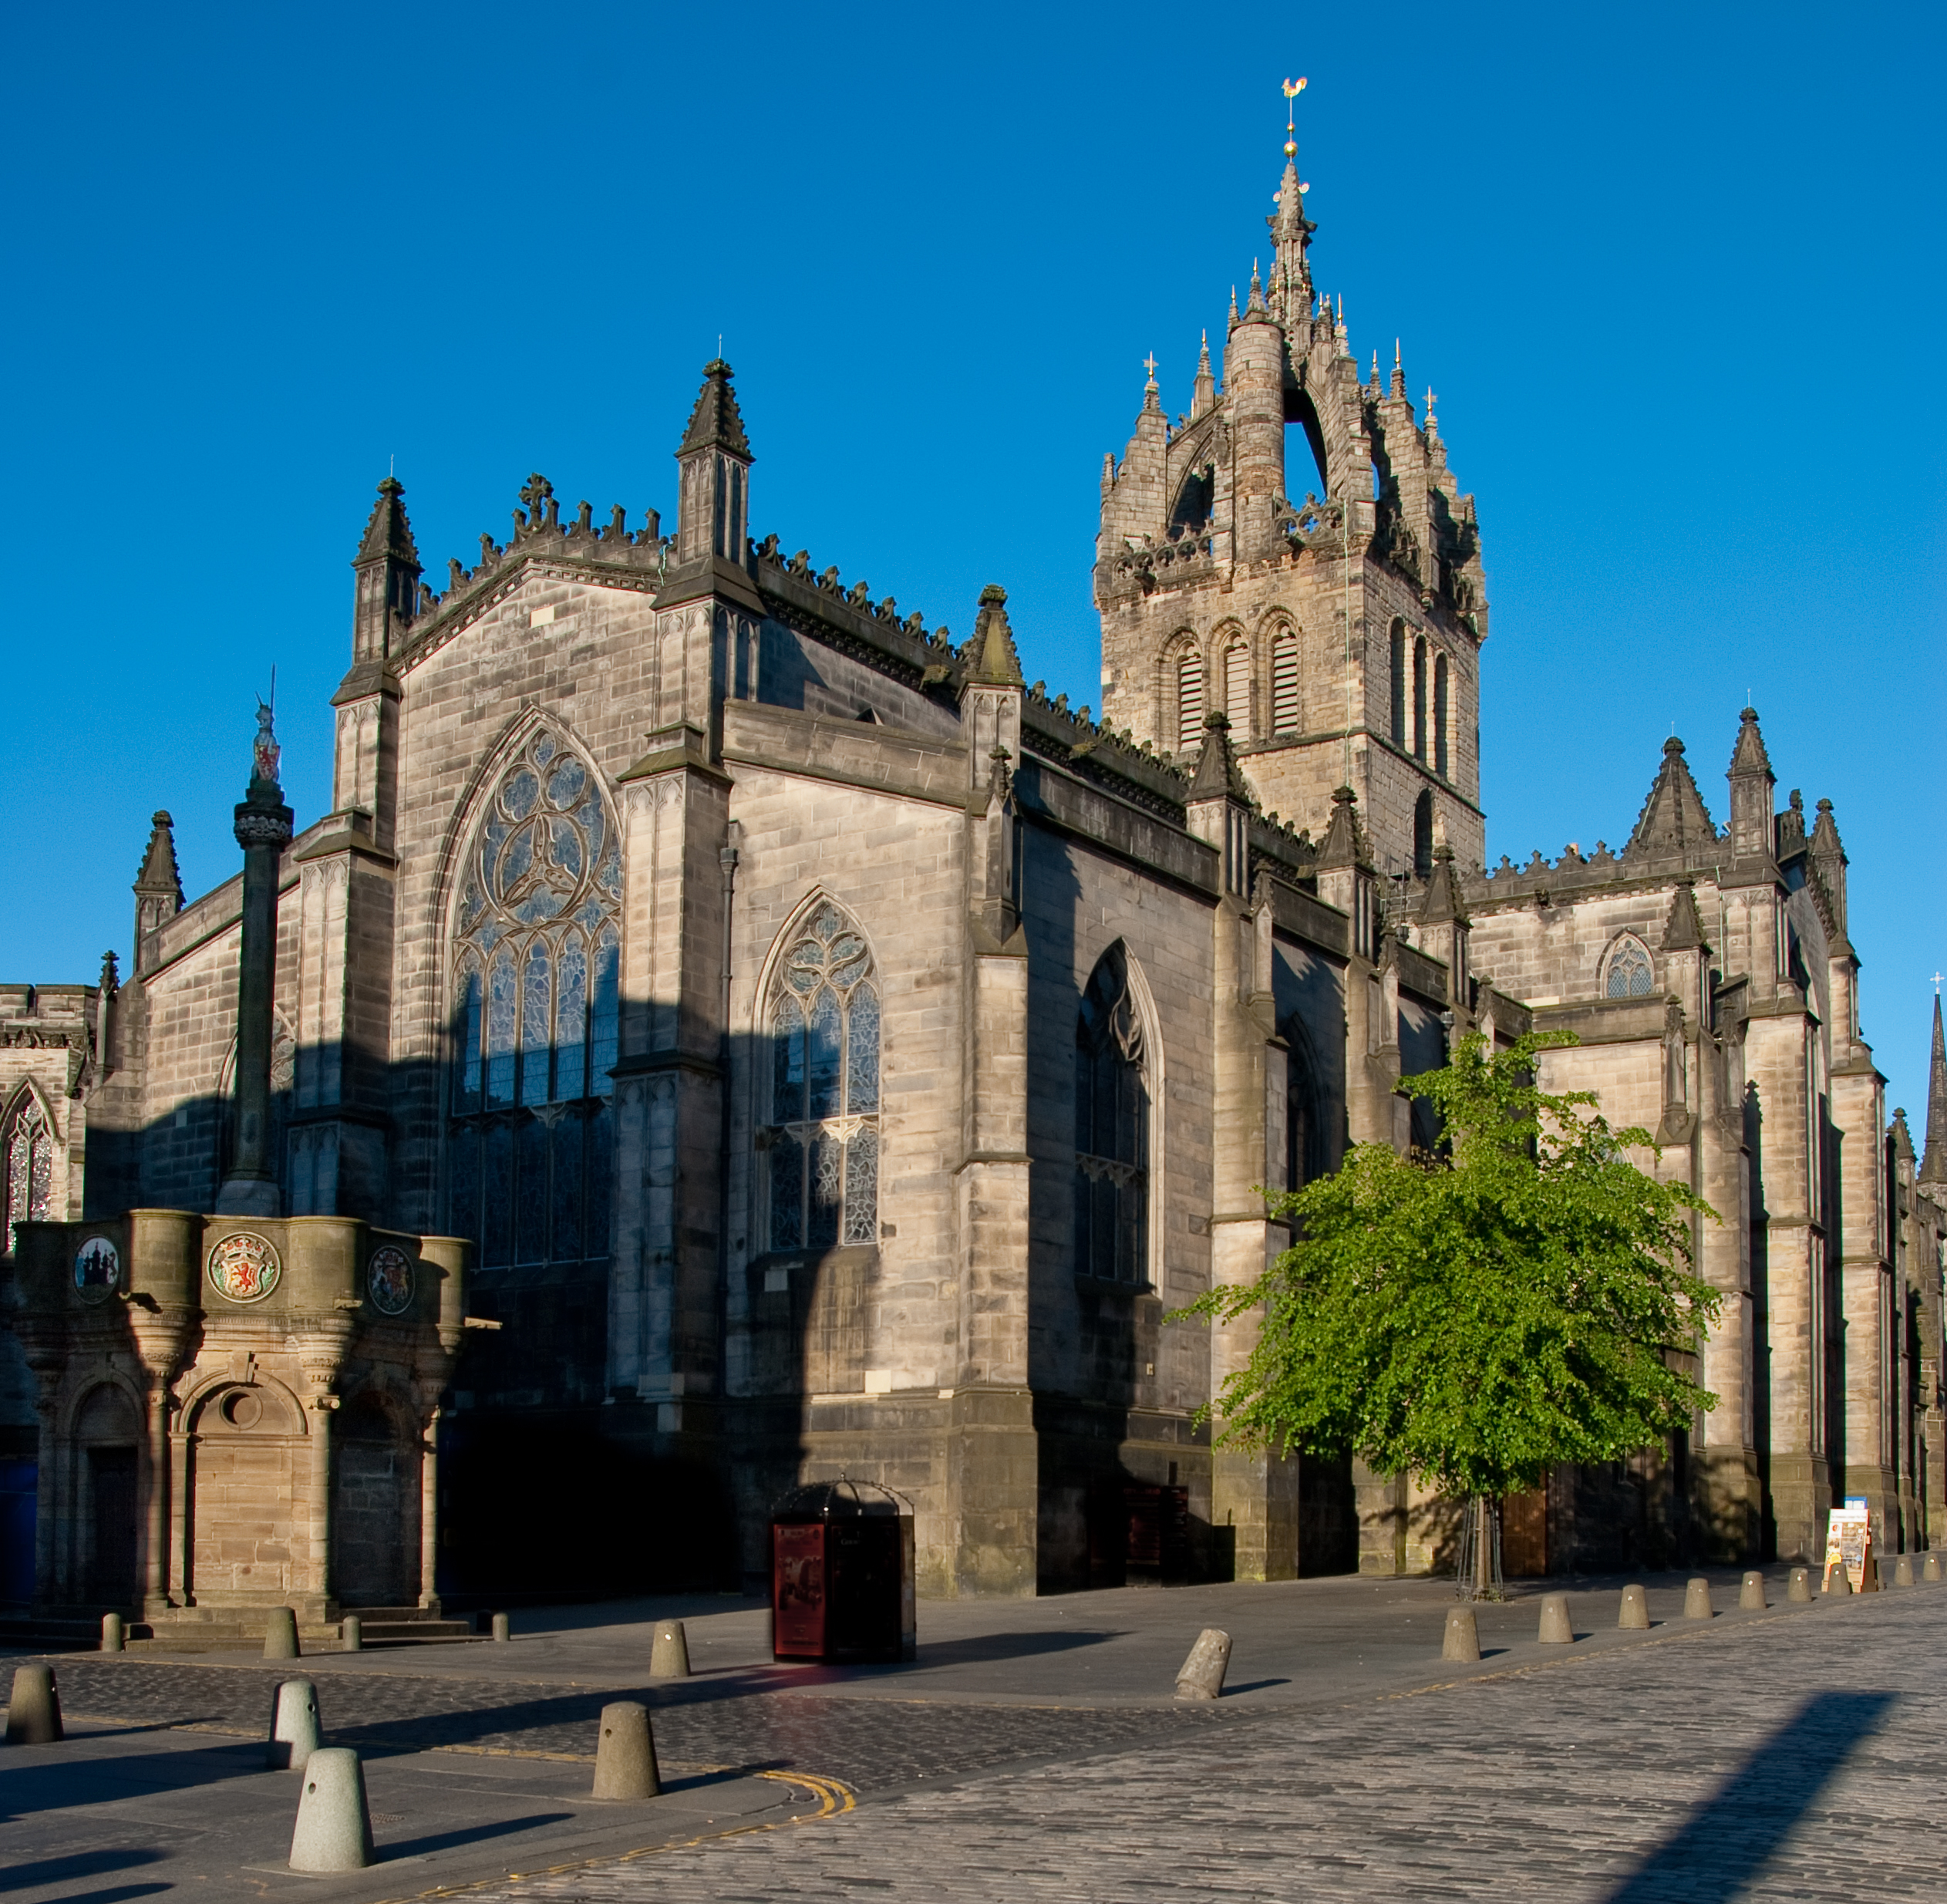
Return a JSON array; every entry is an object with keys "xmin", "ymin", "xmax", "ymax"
[
  {"xmin": 766, "ymin": 903, "xmax": 880, "ymax": 1252},
  {"xmin": 1177, "ymin": 649, "xmax": 1204, "ymax": 752},
  {"xmin": 1271, "ymin": 628, "xmax": 1299, "ymax": 734},
  {"xmin": 447, "ymin": 731, "xmax": 622, "ymax": 1269}
]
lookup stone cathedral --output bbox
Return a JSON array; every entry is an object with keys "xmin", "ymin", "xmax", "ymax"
[{"xmin": 2, "ymin": 125, "xmax": 1942, "ymax": 1625}]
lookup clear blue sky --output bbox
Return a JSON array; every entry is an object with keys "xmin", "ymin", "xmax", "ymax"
[{"xmin": 4, "ymin": 2, "xmax": 1942, "ymax": 1121}]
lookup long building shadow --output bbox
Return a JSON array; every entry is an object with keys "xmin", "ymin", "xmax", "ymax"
[{"xmin": 1599, "ymin": 1690, "xmax": 1895, "ymax": 1902}]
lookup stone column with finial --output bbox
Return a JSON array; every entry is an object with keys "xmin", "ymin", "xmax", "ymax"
[{"xmin": 215, "ymin": 700, "xmax": 294, "ymax": 1216}]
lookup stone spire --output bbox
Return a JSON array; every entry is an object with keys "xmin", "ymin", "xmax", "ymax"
[
  {"xmin": 1625, "ymin": 735, "xmax": 1719, "ymax": 864},
  {"xmin": 1187, "ymin": 709, "xmax": 1252, "ymax": 802},
  {"xmin": 1921, "ymin": 996, "xmax": 1947, "ymax": 1185},
  {"xmin": 1192, "ymin": 330, "xmax": 1215, "ymax": 416},
  {"xmin": 1660, "ymin": 878, "xmax": 1708, "ymax": 952},
  {"xmin": 1416, "ymin": 842, "xmax": 1468, "ymax": 927},
  {"xmin": 965, "ymin": 585, "xmax": 1024, "ymax": 686},
  {"xmin": 1809, "ymin": 797, "xmax": 1848, "ymax": 939},
  {"xmin": 678, "ymin": 358, "xmax": 753, "ymax": 459},
  {"xmin": 1726, "ymin": 706, "xmax": 1776, "ymax": 864},
  {"xmin": 132, "ymin": 809, "xmax": 183, "ymax": 976},
  {"xmin": 350, "ymin": 477, "xmax": 421, "ymax": 664}
]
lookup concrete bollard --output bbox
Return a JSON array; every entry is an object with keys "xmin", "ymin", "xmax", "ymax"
[
  {"xmin": 5, "ymin": 1665, "xmax": 62, "ymax": 1744},
  {"xmin": 1441, "ymin": 1606, "xmax": 1480, "ymax": 1662},
  {"xmin": 1739, "ymin": 1571, "xmax": 1767, "ymax": 1610},
  {"xmin": 1824, "ymin": 1564, "xmax": 1852, "ymax": 1598},
  {"xmin": 1925, "ymin": 1554, "xmax": 1943, "ymax": 1584},
  {"xmin": 1787, "ymin": 1565, "xmax": 1813, "ymax": 1603},
  {"xmin": 1536, "ymin": 1593, "xmax": 1572, "ymax": 1644},
  {"xmin": 590, "ymin": 1700, "xmax": 662, "ymax": 1800},
  {"xmin": 649, "ymin": 1619, "xmax": 691, "ymax": 1678},
  {"xmin": 342, "ymin": 1616, "xmax": 362, "ymax": 1653},
  {"xmin": 264, "ymin": 1607, "xmax": 301, "ymax": 1660},
  {"xmin": 1618, "ymin": 1583, "xmax": 1650, "ymax": 1630},
  {"xmin": 1174, "ymin": 1628, "xmax": 1233, "ymax": 1700},
  {"xmin": 268, "ymin": 1679, "xmax": 322, "ymax": 1771},
  {"xmin": 1683, "ymin": 1577, "xmax": 1713, "ymax": 1620},
  {"xmin": 491, "ymin": 1612, "xmax": 510, "ymax": 1643},
  {"xmin": 1894, "ymin": 1555, "xmax": 1915, "ymax": 1589},
  {"xmin": 288, "ymin": 1747, "xmax": 375, "ymax": 1872},
  {"xmin": 101, "ymin": 1613, "xmax": 124, "ymax": 1653}
]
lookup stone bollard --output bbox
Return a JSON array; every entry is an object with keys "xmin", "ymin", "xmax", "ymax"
[
  {"xmin": 1894, "ymin": 1555, "xmax": 1915, "ymax": 1589},
  {"xmin": 1441, "ymin": 1606, "xmax": 1480, "ymax": 1663},
  {"xmin": 1683, "ymin": 1577, "xmax": 1713, "ymax": 1620},
  {"xmin": 649, "ymin": 1619, "xmax": 691, "ymax": 1678},
  {"xmin": 1617, "ymin": 1583, "xmax": 1650, "ymax": 1630},
  {"xmin": 264, "ymin": 1607, "xmax": 301, "ymax": 1660},
  {"xmin": 342, "ymin": 1615, "xmax": 362, "ymax": 1653},
  {"xmin": 1174, "ymin": 1628, "xmax": 1233, "ymax": 1700},
  {"xmin": 590, "ymin": 1700, "xmax": 662, "ymax": 1800},
  {"xmin": 288, "ymin": 1747, "xmax": 375, "ymax": 1872},
  {"xmin": 1739, "ymin": 1571, "xmax": 1767, "ymax": 1610},
  {"xmin": 268, "ymin": 1679, "xmax": 322, "ymax": 1771},
  {"xmin": 1925, "ymin": 1554, "xmax": 1943, "ymax": 1584},
  {"xmin": 1537, "ymin": 1593, "xmax": 1572, "ymax": 1644},
  {"xmin": 491, "ymin": 1612, "xmax": 510, "ymax": 1643},
  {"xmin": 5, "ymin": 1665, "xmax": 62, "ymax": 1744},
  {"xmin": 101, "ymin": 1613, "xmax": 124, "ymax": 1653},
  {"xmin": 1787, "ymin": 1565, "xmax": 1813, "ymax": 1603},
  {"xmin": 1824, "ymin": 1564, "xmax": 1853, "ymax": 1598}
]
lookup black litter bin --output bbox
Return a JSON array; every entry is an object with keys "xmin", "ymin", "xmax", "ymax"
[{"xmin": 771, "ymin": 1479, "xmax": 916, "ymax": 1663}]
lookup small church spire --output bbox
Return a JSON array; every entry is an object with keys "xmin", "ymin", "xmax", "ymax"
[
  {"xmin": 1922, "ymin": 994, "xmax": 1947, "ymax": 1185},
  {"xmin": 1193, "ymin": 330, "xmax": 1215, "ymax": 416},
  {"xmin": 965, "ymin": 584, "xmax": 1024, "ymax": 686}
]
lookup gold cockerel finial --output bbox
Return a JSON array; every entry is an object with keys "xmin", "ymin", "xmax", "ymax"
[{"xmin": 1282, "ymin": 76, "xmax": 1306, "ymax": 160}]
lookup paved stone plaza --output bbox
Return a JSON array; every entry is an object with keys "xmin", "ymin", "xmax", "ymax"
[{"xmin": 3, "ymin": 1572, "xmax": 1942, "ymax": 1902}]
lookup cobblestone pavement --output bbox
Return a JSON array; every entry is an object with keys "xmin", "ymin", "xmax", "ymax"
[
  {"xmin": 37, "ymin": 1655, "xmax": 1228, "ymax": 1792},
  {"xmin": 424, "ymin": 1589, "xmax": 1945, "ymax": 1904}
]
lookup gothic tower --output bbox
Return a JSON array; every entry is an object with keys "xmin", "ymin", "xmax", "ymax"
[{"xmin": 1093, "ymin": 112, "xmax": 1489, "ymax": 885}]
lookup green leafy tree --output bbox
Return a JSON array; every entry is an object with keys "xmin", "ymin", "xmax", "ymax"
[{"xmin": 1176, "ymin": 1030, "xmax": 1720, "ymax": 1595}]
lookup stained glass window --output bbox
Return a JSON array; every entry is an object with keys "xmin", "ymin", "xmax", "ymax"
[
  {"xmin": 5, "ymin": 1095, "xmax": 54, "ymax": 1254},
  {"xmin": 1605, "ymin": 936, "xmax": 1655, "ymax": 999},
  {"xmin": 1073, "ymin": 945, "xmax": 1150, "ymax": 1284},
  {"xmin": 447, "ymin": 731, "xmax": 623, "ymax": 1269},
  {"xmin": 765, "ymin": 905, "xmax": 881, "ymax": 1252}
]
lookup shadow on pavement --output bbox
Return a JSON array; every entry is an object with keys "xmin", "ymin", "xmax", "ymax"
[
  {"xmin": 1598, "ymin": 1690, "xmax": 1897, "ymax": 1902},
  {"xmin": 0, "ymin": 1740, "xmax": 265, "ymax": 1821},
  {"xmin": 0, "ymin": 1849, "xmax": 167, "ymax": 1892},
  {"xmin": 383, "ymin": 1812, "xmax": 576, "ymax": 1861}
]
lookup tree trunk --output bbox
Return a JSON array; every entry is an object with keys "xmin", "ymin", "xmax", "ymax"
[{"xmin": 1473, "ymin": 1494, "xmax": 1493, "ymax": 1599}]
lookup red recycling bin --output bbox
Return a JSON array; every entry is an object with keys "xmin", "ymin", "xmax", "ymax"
[{"xmin": 771, "ymin": 1479, "xmax": 915, "ymax": 1663}]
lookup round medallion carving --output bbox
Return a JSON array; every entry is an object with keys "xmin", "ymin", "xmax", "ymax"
[
  {"xmin": 366, "ymin": 1244, "xmax": 415, "ymax": 1318},
  {"xmin": 73, "ymin": 1235, "xmax": 121, "ymax": 1304},
  {"xmin": 207, "ymin": 1230, "xmax": 281, "ymax": 1303}
]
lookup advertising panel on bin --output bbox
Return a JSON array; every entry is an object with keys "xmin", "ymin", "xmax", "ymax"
[{"xmin": 770, "ymin": 1478, "xmax": 916, "ymax": 1664}]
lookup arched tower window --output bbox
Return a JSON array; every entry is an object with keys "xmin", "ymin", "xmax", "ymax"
[
  {"xmin": 766, "ymin": 902, "xmax": 880, "ymax": 1252},
  {"xmin": 1223, "ymin": 639, "xmax": 1251, "ymax": 739},
  {"xmin": 1174, "ymin": 646, "xmax": 1204, "ymax": 753},
  {"xmin": 1413, "ymin": 790, "xmax": 1433, "ymax": 880},
  {"xmin": 4, "ymin": 1093, "xmax": 54, "ymax": 1253},
  {"xmin": 1074, "ymin": 945, "xmax": 1150, "ymax": 1285},
  {"xmin": 1603, "ymin": 935, "xmax": 1656, "ymax": 999},
  {"xmin": 1270, "ymin": 627, "xmax": 1299, "ymax": 735},
  {"xmin": 1413, "ymin": 636, "xmax": 1428, "ymax": 761},
  {"xmin": 446, "ymin": 730, "xmax": 622, "ymax": 1269},
  {"xmin": 1433, "ymin": 652, "xmax": 1450, "ymax": 780},
  {"xmin": 1389, "ymin": 620, "xmax": 1406, "ymax": 746}
]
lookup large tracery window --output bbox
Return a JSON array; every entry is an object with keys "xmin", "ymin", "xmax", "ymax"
[
  {"xmin": 1604, "ymin": 935, "xmax": 1656, "ymax": 999},
  {"xmin": 4, "ymin": 1094, "xmax": 53, "ymax": 1253},
  {"xmin": 1074, "ymin": 945, "xmax": 1150, "ymax": 1285},
  {"xmin": 447, "ymin": 732, "xmax": 621, "ymax": 1269},
  {"xmin": 766, "ymin": 904, "xmax": 880, "ymax": 1252}
]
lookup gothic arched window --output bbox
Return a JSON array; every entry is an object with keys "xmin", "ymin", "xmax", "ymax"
[
  {"xmin": 1390, "ymin": 620, "xmax": 1407, "ymax": 746},
  {"xmin": 1174, "ymin": 645, "xmax": 1204, "ymax": 753},
  {"xmin": 1604, "ymin": 935, "xmax": 1656, "ymax": 999},
  {"xmin": 766, "ymin": 903, "xmax": 880, "ymax": 1252},
  {"xmin": 1223, "ymin": 639, "xmax": 1251, "ymax": 738},
  {"xmin": 1413, "ymin": 790, "xmax": 1434, "ymax": 881},
  {"xmin": 446, "ymin": 731, "xmax": 622, "ymax": 1269},
  {"xmin": 4, "ymin": 1093, "xmax": 53, "ymax": 1253},
  {"xmin": 1074, "ymin": 945, "xmax": 1150, "ymax": 1285},
  {"xmin": 1270, "ymin": 627, "xmax": 1299, "ymax": 735},
  {"xmin": 1433, "ymin": 652, "xmax": 1450, "ymax": 779},
  {"xmin": 1413, "ymin": 635, "xmax": 1428, "ymax": 761}
]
